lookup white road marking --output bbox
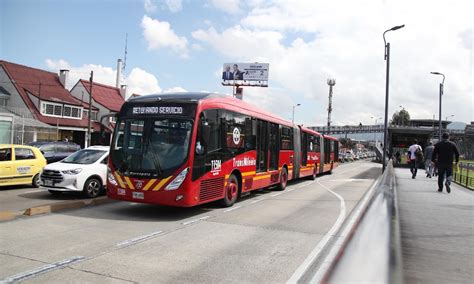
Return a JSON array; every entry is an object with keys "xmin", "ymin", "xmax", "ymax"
[
  {"xmin": 223, "ymin": 205, "xmax": 242, "ymax": 212},
  {"xmin": 0, "ymin": 256, "xmax": 85, "ymax": 283},
  {"xmin": 250, "ymin": 198, "xmax": 264, "ymax": 204},
  {"xmin": 287, "ymin": 178, "xmax": 347, "ymax": 284},
  {"xmin": 116, "ymin": 230, "xmax": 163, "ymax": 248},
  {"xmin": 271, "ymin": 192, "xmax": 285, "ymax": 197},
  {"xmin": 326, "ymin": 178, "xmax": 372, "ymax": 182},
  {"xmin": 181, "ymin": 215, "xmax": 210, "ymax": 225},
  {"xmin": 309, "ymin": 176, "xmax": 381, "ymax": 283}
]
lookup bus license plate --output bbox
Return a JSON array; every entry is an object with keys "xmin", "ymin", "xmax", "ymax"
[{"xmin": 132, "ymin": 192, "xmax": 144, "ymax": 200}]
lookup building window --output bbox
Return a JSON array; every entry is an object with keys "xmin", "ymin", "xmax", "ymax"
[
  {"xmin": 41, "ymin": 101, "xmax": 82, "ymax": 119},
  {"xmin": 83, "ymin": 110, "xmax": 98, "ymax": 121}
]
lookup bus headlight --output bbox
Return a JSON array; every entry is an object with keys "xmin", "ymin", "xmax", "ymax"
[
  {"xmin": 165, "ymin": 168, "xmax": 188, "ymax": 191},
  {"xmin": 107, "ymin": 167, "xmax": 118, "ymax": 186}
]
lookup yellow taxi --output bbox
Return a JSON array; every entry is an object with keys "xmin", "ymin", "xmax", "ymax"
[{"xmin": 0, "ymin": 144, "xmax": 47, "ymax": 187}]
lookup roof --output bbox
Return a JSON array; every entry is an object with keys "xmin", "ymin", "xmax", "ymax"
[
  {"xmin": 0, "ymin": 144, "xmax": 41, "ymax": 150},
  {"xmin": 0, "ymin": 60, "xmax": 97, "ymax": 128},
  {"xmin": 79, "ymin": 79, "xmax": 124, "ymax": 112}
]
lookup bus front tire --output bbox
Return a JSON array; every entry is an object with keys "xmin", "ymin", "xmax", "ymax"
[
  {"xmin": 222, "ymin": 174, "xmax": 239, "ymax": 207},
  {"xmin": 276, "ymin": 167, "xmax": 288, "ymax": 191}
]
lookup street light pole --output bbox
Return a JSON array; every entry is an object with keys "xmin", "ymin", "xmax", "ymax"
[
  {"xmin": 292, "ymin": 103, "xmax": 300, "ymax": 124},
  {"xmin": 382, "ymin": 24, "xmax": 405, "ymax": 172},
  {"xmin": 327, "ymin": 78, "xmax": 336, "ymax": 134},
  {"xmin": 431, "ymin": 72, "xmax": 445, "ymax": 140}
]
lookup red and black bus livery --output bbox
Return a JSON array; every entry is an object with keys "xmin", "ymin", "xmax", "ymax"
[{"xmin": 107, "ymin": 93, "xmax": 338, "ymax": 207}]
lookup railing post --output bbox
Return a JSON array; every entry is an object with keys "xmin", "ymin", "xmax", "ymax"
[{"xmin": 466, "ymin": 164, "xmax": 469, "ymax": 187}]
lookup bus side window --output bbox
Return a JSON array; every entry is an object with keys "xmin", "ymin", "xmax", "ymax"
[{"xmin": 196, "ymin": 114, "xmax": 209, "ymax": 155}]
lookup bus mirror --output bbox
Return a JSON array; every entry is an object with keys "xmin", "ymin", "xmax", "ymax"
[{"xmin": 202, "ymin": 124, "xmax": 211, "ymax": 145}]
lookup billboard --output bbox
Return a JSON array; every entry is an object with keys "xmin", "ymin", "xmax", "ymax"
[{"xmin": 222, "ymin": 63, "xmax": 269, "ymax": 87}]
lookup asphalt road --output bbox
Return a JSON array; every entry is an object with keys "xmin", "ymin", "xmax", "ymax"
[{"xmin": 0, "ymin": 160, "xmax": 380, "ymax": 283}]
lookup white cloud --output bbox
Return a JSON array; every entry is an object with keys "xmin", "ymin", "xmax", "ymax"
[
  {"xmin": 210, "ymin": 0, "xmax": 241, "ymax": 14},
  {"xmin": 165, "ymin": 0, "xmax": 182, "ymax": 12},
  {"xmin": 44, "ymin": 59, "xmax": 162, "ymax": 98},
  {"xmin": 193, "ymin": 0, "xmax": 473, "ymax": 125},
  {"xmin": 164, "ymin": 86, "xmax": 187, "ymax": 93},
  {"xmin": 144, "ymin": 0, "xmax": 157, "ymax": 13},
  {"xmin": 141, "ymin": 15, "xmax": 189, "ymax": 57}
]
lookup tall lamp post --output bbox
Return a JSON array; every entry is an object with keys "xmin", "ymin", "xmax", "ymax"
[
  {"xmin": 327, "ymin": 78, "xmax": 336, "ymax": 134},
  {"xmin": 382, "ymin": 24, "xmax": 405, "ymax": 172},
  {"xmin": 430, "ymin": 71, "xmax": 445, "ymax": 140},
  {"xmin": 292, "ymin": 103, "xmax": 300, "ymax": 124}
]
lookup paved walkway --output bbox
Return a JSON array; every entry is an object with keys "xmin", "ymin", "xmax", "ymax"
[{"xmin": 395, "ymin": 168, "xmax": 474, "ymax": 283}]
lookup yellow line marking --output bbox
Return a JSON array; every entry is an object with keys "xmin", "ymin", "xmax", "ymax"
[
  {"xmin": 242, "ymin": 171, "xmax": 256, "ymax": 176},
  {"xmin": 142, "ymin": 179, "xmax": 156, "ymax": 191},
  {"xmin": 253, "ymin": 174, "xmax": 271, "ymax": 181},
  {"xmin": 152, "ymin": 176, "xmax": 172, "ymax": 191},
  {"xmin": 124, "ymin": 176, "xmax": 135, "ymax": 190},
  {"xmin": 114, "ymin": 173, "xmax": 126, "ymax": 188}
]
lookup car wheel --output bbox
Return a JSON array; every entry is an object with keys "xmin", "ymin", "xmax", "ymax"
[
  {"xmin": 48, "ymin": 190, "xmax": 62, "ymax": 195},
  {"xmin": 82, "ymin": 177, "xmax": 102, "ymax": 198},
  {"xmin": 32, "ymin": 174, "xmax": 40, "ymax": 188},
  {"xmin": 275, "ymin": 167, "xmax": 288, "ymax": 191},
  {"xmin": 221, "ymin": 174, "xmax": 239, "ymax": 207}
]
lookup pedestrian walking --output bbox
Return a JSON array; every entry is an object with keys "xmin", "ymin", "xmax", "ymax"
[
  {"xmin": 432, "ymin": 133, "xmax": 460, "ymax": 193},
  {"xmin": 424, "ymin": 141, "xmax": 435, "ymax": 178},
  {"xmin": 407, "ymin": 139, "xmax": 423, "ymax": 179}
]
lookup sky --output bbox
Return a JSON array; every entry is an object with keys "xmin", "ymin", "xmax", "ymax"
[{"xmin": 1, "ymin": 0, "xmax": 472, "ymax": 126}]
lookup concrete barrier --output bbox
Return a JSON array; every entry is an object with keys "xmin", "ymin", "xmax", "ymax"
[
  {"xmin": 321, "ymin": 160, "xmax": 403, "ymax": 283},
  {"xmin": 0, "ymin": 196, "xmax": 115, "ymax": 221}
]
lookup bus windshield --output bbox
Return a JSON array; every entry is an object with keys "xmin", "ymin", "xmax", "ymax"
[{"xmin": 110, "ymin": 118, "xmax": 193, "ymax": 178}]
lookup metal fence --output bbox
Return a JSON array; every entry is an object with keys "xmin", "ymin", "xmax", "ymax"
[{"xmin": 453, "ymin": 162, "xmax": 474, "ymax": 190}]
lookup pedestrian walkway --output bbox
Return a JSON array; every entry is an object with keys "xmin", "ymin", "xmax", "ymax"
[{"xmin": 395, "ymin": 168, "xmax": 474, "ymax": 283}]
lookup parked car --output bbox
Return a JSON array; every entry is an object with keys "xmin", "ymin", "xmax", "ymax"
[
  {"xmin": 40, "ymin": 146, "xmax": 109, "ymax": 198},
  {"xmin": 0, "ymin": 144, "xmax": 47, "ymax": 187},
  {"xmin": 29, "ymin": 141, "xmax": 81, "ymax": 164}
]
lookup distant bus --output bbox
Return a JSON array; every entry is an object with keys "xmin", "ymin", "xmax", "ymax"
[{"xmin": 106, "ymin": 93, "xmax": 338, "ymax": 207}]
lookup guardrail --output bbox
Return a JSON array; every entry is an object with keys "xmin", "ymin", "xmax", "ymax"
[
  {"xmin": 453, "ymin": 161, "xmax": 474, "ymax": 190},
  {"xmin": 321, "ymin": 160, "xmax": 403, "ymax": 283}
]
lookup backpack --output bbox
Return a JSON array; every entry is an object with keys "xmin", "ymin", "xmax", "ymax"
[{"xmin": 415, "ymin": 146, "xmax": 424, "ymax": 162}]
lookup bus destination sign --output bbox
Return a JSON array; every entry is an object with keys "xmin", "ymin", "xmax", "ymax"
[{"xmin": 132, "ymin": 106, "xmax": 183, "ymax": 115}]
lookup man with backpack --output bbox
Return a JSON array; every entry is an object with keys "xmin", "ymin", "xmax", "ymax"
[
  {"xmin": 432, "ymin": 133, "xmax": 460, "ymax": 193},
  {"xmin": 408, "ymin": 139, "xmax": 423, "ymax": 179}
]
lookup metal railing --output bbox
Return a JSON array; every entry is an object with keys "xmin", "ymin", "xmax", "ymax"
[{"xmin": 453, "ymin": 162, "xmax": 474, "ymax": 190}]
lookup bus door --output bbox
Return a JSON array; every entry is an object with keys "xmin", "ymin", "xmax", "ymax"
[
  {"xmin": 256, "ymin": 120, "xmax": 268, "ymax": 172},
  {"xmin": 319, "ymin": 135, "xmax": 325, "ymax": 173},
  {"xmin": 269, "ymin": 123, "xmax": 279, "ymax": 171},
  {"xmin": 301, "ymin": 132, "xmax": 308, "ymax": 167},
  {"xmin": 292, "ymin": 126, "xmax": 301, "ymax": 178}
]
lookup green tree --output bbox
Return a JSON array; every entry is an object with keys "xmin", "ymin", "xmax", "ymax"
[
  {"xmin": 339, "ymin": 138, "xmax": 355, "ymax": 149},
  {"xmin": 391, "ymin": 108, "xmax": 411, "ymax": 126}
]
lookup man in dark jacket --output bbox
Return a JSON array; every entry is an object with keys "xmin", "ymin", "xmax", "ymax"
[{"xmin": 432, "ymin": 133, "xmax": 460, "ymax": 193}]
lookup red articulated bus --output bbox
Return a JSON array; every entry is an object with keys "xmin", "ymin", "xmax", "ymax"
[{"xmin": 107, "ymin": 93, "xmax": 339, "ymax": 207}]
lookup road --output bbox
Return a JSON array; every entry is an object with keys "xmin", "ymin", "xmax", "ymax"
[{"xmin": 0, "ymin": 160, "xmax": 380, "ymax": 283}]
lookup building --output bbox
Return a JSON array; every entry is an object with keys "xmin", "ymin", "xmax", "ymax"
[
  {"xmin": 70, "ymin": 79, "xmax": 126, "ymax": 145},
  {"xmin": 0, "ymin": 60, "xmax": 100, "ymax": 147}
]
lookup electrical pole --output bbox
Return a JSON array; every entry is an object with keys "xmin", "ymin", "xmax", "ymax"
[
  {"xmin": 87, "ymin": 71, "xmax": 93, "ymax": 147},
  {"xmin": 327, "ymin": 78, "xmax": 336, "ymax": 134}
]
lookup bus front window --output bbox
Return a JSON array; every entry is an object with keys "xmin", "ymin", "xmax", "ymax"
[{"xmin": 111, "ymin": 118, "xmax": 193, "ymax": 177}]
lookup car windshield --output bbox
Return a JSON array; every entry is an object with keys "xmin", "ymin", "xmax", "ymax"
[
  {"xmin": 62, "ymin": 149, "xmax": 106, "ymax": 164},
  {"xmin": 110, "ymin": 118, "xmax": 193, "ymax": 178}
]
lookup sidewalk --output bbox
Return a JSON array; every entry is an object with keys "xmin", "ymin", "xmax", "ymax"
[{"xmin": 395, "ymin": 168, "xmax": 474, "ymax": 283}]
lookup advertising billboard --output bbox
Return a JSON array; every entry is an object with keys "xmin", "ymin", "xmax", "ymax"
[{"xmin": 222, "ymin": 63, "xmax": 269, "ymax": 87}]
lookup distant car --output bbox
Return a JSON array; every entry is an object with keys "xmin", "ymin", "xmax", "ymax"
[
  {"xmin": 40, "ymin": 146, "xmax": 109, "ymax": 198},
  {"xmin": 29, "ymin": 141, "xmax": 81, "ymax": 164},
  {"xmin": 0, "ymin": 144, "xmax": 47, "ymax": 187}
]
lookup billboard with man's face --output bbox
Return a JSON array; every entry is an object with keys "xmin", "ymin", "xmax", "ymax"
[{"xmin": 222, "ymin": 63, "xmax": 269, "ymax": 87}]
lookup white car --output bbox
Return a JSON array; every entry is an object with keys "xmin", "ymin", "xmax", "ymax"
[{"xmin": 40, "ymin": 146, "xmax": 109, "ymax": 198}]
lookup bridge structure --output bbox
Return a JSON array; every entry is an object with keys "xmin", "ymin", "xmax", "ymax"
[{"xmin": 309, "ymin": 124, "xmax": 384, "ymax": 135}]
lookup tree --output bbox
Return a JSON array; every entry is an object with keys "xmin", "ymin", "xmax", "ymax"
[
  {"xmin": 391, "ymin": 108, "xmax": 411, "ymax": 126},
  {"xmin": 339, "ymin": 138, "xmax": 355, "ymax": 149}
]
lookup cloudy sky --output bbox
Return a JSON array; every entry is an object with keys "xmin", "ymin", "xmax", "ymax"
[{"xmin": 2, "ymin": 0, "xmax": 472, "ymax": 125}]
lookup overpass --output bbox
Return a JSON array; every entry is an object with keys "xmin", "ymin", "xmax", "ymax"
[{"xmin": 309, "ymin": 124, "xmax": 384, "ymax": 135}]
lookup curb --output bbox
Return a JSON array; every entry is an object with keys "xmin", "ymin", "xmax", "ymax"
[{"xmin": 0, "ymin": 196, "xmax": 115, "ymax": 221}]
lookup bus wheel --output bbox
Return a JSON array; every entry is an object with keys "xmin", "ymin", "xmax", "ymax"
[
  {"xmin": 276, "ymin": 167, "xmax": 288, "ymax": 191},
  {"xmin": 222, "ymin": 174, "xmax": 239, "ymax": 207}
]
